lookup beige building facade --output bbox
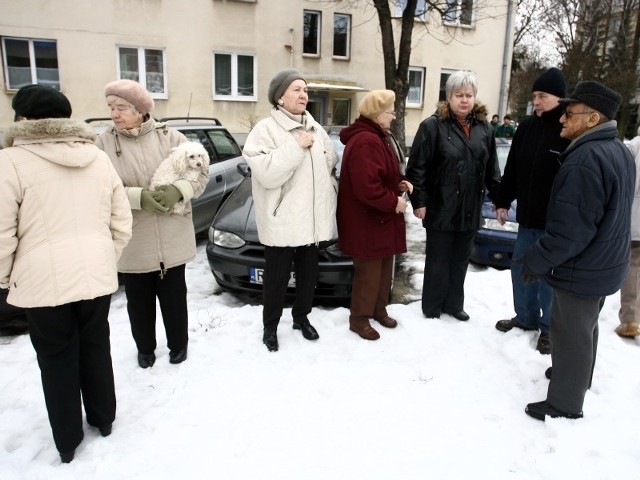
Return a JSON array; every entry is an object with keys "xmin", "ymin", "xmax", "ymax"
[{"xmin": 1, "ymin": 0, "xmax": 514, "ymax": 138}]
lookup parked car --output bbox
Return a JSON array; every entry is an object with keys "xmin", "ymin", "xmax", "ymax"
[
  {"xmin": 470, "ymin": 138, "xmax": 518, "ymax": 269},
  {"xmin": 86, "ymin": 116, "xmax": 246, "ymax": 235}
]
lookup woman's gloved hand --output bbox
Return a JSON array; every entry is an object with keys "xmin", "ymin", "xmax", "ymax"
[
  {"xmin": 156, "ymin": 184, "xmax": 183, "ymax": 211},
  {"xmin": 140, "ymin": 190, "xmax": 169, "ymax": 214}
]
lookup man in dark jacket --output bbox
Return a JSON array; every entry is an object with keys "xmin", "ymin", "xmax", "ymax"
[
  {"xmin": 522, "ymin": 81, "xmax": 635, "ymax": 421},
  {"xmin": 494, "ymin": 68, "xmax": 570, "ymax": 354}
]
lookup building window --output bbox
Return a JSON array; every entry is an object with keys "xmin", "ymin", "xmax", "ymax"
[
  {"xmin": 439, "ymin": 69, "xmax": 456, "ymax": 102},
  {"xmin": 444, "ymin": 0, "xmax": 474, "ymax": 26},
  {"xmin": 333, "ymin": 14, "xmax": 351, "ymax": 58},
  {"xmin": 303, "ymin": 10, "xmax": 321, "ymax": 56},
  {"xmin": 332, "ymin": 98, "xmax": 351, "ymax": 126},
  {"xmin": 213, "ymin": 52, "xmax": 256, "ymax": 101},
  {"xmin": 407, "ymin": 67, "xmax": 425, "ymax": 107},
  {"xmin": 118, "ymin": 47, "xmax": 167, "ymax": 97},
  {"xmin": 2, "ymin": 37, "xmax": 59, "ymax": 90},
  {"xmin": 394, "ymin": 0, "xmax": 427, "ymax": 20}
]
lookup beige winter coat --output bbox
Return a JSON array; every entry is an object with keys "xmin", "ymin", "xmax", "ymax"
[
  {"xmin": 0, "ymin": 119, "xmax": 132, "ymax": 308},
  {"xmin": 243, "ymin": 108, "xmax": 338, "ymax": 246},
  {"xmin": 96, "ymin": 119, "xmax": 208, "ymax": 273}
]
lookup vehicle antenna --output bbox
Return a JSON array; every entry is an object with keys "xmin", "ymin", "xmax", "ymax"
[{"xmin": 186, "ymin": 92, "xmax": 192, "ymax": 121}]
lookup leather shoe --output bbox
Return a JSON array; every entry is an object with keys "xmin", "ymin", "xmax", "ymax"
[
  {"xmin": 536, "ymin": 331, "xmax": 551, "ymax": 355},
  {"xmin": 615, "ymin": 322, "xmax": 640, "ymax": 337},
  {"xmin": 137, "ymin": 352, "xmax": 156, "ymax": 369},
  {"xmin": 545, "ymin": 367, "xmax": 552, "ymax": 379},
  {"xmin": 374, "ymin": 316, "xmax": 398, "ymax": 328},
  {"xmin": 263, "ymin": 331, "xmax": 279, "ymax": 351},
  {"xmin": 525, "ymin": 400, "xmax": 583, "ymax": 421},
  {"xmin": 293, "ymin": 321, "xmax": 319, "ymax": 340},
  {"xmin": 60, "ymin": 450, "xmax": 75, "ymax": 463},
  {"xmin": 99, "ymin": 424, "xmax": 112, "ymax": 437},
  {"xmin": 169, "ymin": 347, "xmax": 188, "ymax": 364},
  {"xmin": 444, "ymin": 310, "xmax": 470, "ymax": 321},
  {"xmin": 495, "ymin": 317, "xmax": 538, "ymax": 332}
]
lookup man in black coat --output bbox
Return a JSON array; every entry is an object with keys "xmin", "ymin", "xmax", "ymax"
[
  {"xmin": 522, "ymin": 81, "xmax": 635, "ymax": 421},
  {"xmin": 494, "ymin": 68, "xmax": 570, "ymax": 355}
]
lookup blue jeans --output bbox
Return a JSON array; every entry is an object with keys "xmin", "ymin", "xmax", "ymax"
[{"xmin": 510, "ymin": 227, "xmax": 552, "ymax": 332}]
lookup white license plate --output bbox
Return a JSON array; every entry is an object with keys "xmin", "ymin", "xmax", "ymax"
[{"xmin": 249, "ymin": 268, "xmax": 295, "ymax": 287}]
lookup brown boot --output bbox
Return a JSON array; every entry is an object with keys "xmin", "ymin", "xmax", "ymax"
[
  {"xmin": 349, "ymin": 318, "xmax": 380, "ymax": 340},
  {"xmin": 374, "ymin": 316, "xmax": 398, "ymax": 329},
  {"xmin": 615, "ymin": 322, "xmax": 640, "ymax": 337}
]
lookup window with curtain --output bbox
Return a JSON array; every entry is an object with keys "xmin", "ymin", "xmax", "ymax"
[
  {"xmin": 444, "ymin": 0, "xmax": 474, "ymax": 26},
  {"xmin": 118, "ymin": 46, "xmax": 167, "ymax": 96},
  {"xmin": 407, "ymin": 67, "xmax": 425, "ymax": 107},
  {"xmin": 213, "ymin": 52, "xmax": 256, "ymax": 100}
]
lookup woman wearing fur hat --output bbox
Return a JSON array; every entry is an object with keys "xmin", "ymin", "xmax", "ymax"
[
  {"xmin": 337, "ymin": 90, "xmax": 413, "ymax": 340},
  {"xmin": 406, "ymin": 71, "xmax": 501, "ymax": 321},
  {"xmin": 96, "ymin": 79, "xmax": 208, "ymax": 368},
  {"xmin": 0, "ymin": 85, "xmax": 132, "ymax": 462},
  {"xmin": 242, "ymin": 69, "xmax": 339, "ymax": 352}
]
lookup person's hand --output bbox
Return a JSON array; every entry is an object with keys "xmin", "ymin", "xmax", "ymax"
[
  {"xmin": 413, "ymin": 207, "xmax": 427, "ymax": 219},
  {"xmin": 297, "ymin": 131, "xmax": 315, "ymax": 149},
  {"xmin": 395, "ymin": 196, "xmax": 408, "ymax": 214},
  {"xmin": 399, "ymin": 180, "xmax": 413, "ymax": 194},
  {"xmin": 140, "ymin": 190, "xmax": 169, "ymax": 215},
  {"xmin": 520, "ymin": 264, "xmax": 540, "ymax": 284},
  {"xmin": 156, "ymin": 184, "xmax": 183, "ymax": 211},
  {"xmin": 495, "ymin": 207, "xmax": 509, "ymax": 226}
]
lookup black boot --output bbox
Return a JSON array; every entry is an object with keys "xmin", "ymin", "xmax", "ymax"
[
  {"xmin": 169, "ymin": 347, "xmax": 188, "ymax": 364},
  {"xmin": 137, "ymin": 352, "xmax": 156, "ymax": 369},
  {"xmin": 293, "ymin": 321, "xmax": 319, "ymax": 340},
  {"xmin": 263, "ymin": 330, "xmax": 279, "ymax": 351}
]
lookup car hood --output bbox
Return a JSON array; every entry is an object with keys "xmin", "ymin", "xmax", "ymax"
[
  {"xmin": 211, "ymin": 175, "xmax": 260, "ymax": 243},
  {"xmin": 481, "ymin": 198, "xmax": 517, "ymax": 222}
]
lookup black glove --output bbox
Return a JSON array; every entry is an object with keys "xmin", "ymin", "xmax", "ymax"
[{"xmin": 520, "ymin": 264, "xmax": 540, "ymax": 284}]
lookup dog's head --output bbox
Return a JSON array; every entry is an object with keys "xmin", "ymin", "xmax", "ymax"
[{"xmin": 171, "ymin": 142, "xmax": 210, "ymax": 176}]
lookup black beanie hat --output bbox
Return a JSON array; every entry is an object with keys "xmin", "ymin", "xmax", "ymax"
[
  {"xmin": 531, "ymin": 68, "xmax": 566, "ymax": 98},
  {"xmin": 12, "ymin": 84, "xmax": 72, "ymax": 120}
]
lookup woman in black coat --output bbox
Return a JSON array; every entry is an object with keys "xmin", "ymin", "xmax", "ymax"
[{"xmin": 406, "ymin": 70, "xmax": 500, "ymax": 320}]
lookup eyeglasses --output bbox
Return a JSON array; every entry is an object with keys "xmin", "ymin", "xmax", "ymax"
[
  {"xmin": 563, "ymin": 110, "xmax": 594, "ymax": 119},
  {"xmin": 385, "ymin": 111, "xmax": 396, "ymax": 117}
]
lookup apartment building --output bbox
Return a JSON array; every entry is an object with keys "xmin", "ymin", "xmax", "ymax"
[{"xmin": 1, "ymin": 0, "xmax": 514, "ymax": 137}]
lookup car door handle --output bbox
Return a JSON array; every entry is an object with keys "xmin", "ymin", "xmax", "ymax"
[{"xmin": 215, "ymin": 175, "xmax": 223, "ymax": 182}]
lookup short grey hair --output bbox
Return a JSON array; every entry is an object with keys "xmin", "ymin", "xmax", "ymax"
[{"xmin": 446, "ymin": 71, "xmax": 478, "ymax": 100}]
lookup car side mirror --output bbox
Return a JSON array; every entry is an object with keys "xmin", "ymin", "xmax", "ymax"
[{"xmin": 237, "ymin": 162, "xmax": 251, "ymax": 177}]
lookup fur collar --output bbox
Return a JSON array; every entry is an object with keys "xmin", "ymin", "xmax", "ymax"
[
  {"xmin": 4, "ymin": 118, "xmax": 97, "ymax": 148},
  {"xmin": 435, "ymin": 101, "xmax": 489, "ymax": 123}
]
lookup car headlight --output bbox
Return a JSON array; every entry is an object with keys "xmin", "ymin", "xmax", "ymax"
[
  {"xmin": 482, "ymin": 218, "xmax": 519, "ymax": 233},
  {"xmin": 212, "ymin": 229, "xmax": 246, "ymax": 248}
]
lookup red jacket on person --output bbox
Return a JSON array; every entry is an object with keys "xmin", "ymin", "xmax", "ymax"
[{"xmin": 337, "ymin": 116, "xmax": 407, "ymax": 260}]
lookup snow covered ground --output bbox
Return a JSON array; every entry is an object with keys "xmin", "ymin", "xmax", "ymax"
[{"xmin": 1, "ymin": 212, "xmax": 639, "ymax": 480}]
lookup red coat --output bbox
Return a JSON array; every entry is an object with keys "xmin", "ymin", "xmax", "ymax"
[{"xmin": 337, "ymin": 117, "xmax": 406, "ymax": 260}]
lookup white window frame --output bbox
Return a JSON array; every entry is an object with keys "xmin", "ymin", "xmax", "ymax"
[
  {"xmin": 212, "ymin": 52, "xmax": 257, "ymax": 102},
  {"xmin": 333, "ymin": 13, "xmax": 351, "ymax": 59},
  {"xmin": 394, "ymin": 0, "xmax": 427, "ymax": 21},
  {"xmin": 1, "ymin": 36, "xmax": 59, "ymax": 91},
  {"xmin": 303, "ymin": 10, "xmax": 322, "ymax": 56},
  {"xmin": 116, "ymin": 46, "xmax": 168, "ymax": 98},
  {"xmin": 444, "ymin": 0, "xmax": 474, "ymax": 27},
  {"xmin": 407, "ymin": 66, "xmax": 426, "ymax": 108}
]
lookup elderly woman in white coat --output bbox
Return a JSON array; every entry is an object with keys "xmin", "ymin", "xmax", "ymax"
[
  {"xmin": 96, "ymin": 80, "xmax": 208, "ymax": 368},
  {"xmin": 243, "ymin": 69, "xmax": 339, "ymax": 352},
  {"xmin": 0, "ymin": 85, "xmax": 132, "ymax": 463}
]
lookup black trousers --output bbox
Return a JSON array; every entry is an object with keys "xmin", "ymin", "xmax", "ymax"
[
  {"xmin": 263, "ymin": 245, "xmax": 319, "ymax": 331},
  {"xmin": 121, "ymin": 264, "xmax": 188, "ymax": 354},
  {"xmin": 26, "ymin": 295, "xmax": 116, "ymax": 454},
  {"xmin": 421, "ymin": 229, "xmax": 475, "ymax": 316},
  {"xmin": 547, "ymin": 289, "xmax": 604, "ymax": 414}
]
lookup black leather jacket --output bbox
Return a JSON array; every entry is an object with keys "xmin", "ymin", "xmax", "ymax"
[{"xmin": 406, "ymin": 102, "xmax": 501, "ymax": 232}]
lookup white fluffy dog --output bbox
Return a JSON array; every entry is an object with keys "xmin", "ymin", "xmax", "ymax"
[{"xmin": 149, "ymin": 141, "xmax": 209, "ymax": 214}]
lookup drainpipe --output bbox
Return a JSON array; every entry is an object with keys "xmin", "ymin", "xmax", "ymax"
[{"xmin": 498, "ymin": 0, "xmax": 516, "ymax": 116}]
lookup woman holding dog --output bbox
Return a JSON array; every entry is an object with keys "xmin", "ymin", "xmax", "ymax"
[
  {"xmin": 96, "ymin": 79, "xmax": 208, "ymax": 368},
  {"xmin": 243, "ymin": 69, "xmax": 339, "ymax": 352}
]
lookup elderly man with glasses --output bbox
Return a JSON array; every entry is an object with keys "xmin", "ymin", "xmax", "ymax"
[{"xmin": 521, "ymin": 81, "xmax": 635, "ymax": 421}]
